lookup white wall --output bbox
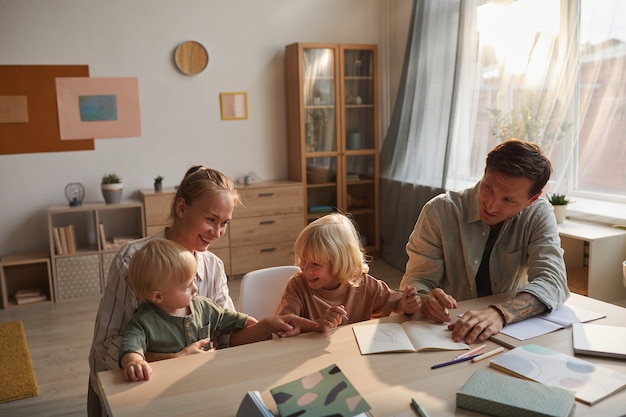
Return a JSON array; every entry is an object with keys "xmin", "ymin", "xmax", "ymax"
[{"xmin": 0, "ymin": 0, "xmax": 413, "ymax": 255}]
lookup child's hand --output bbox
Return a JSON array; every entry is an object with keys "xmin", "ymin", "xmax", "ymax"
[
  {"xmin": 399, "ymin": 286, "xmax": 422, "ymax": 315},
  {"xmin": 182, "ymin": 338, "xmax": 215, "ymax": 355},
  {"xmin": 318, "ymin": 305, "xmax": 349, "ymax": 331},
  {"xmin": 123, "ymin": 358, "xmax": 152, "ymax": 382},
  {"xmin": 271, "ymin": 314, "xmax": 319, "ymax": 337}
]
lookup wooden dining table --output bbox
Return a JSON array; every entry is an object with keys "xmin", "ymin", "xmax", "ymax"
[{"xmin": 98, "ymin": 292, "xmax": 626, "ymax": 416}]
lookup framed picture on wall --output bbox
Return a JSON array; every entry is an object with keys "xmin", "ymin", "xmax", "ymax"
[{"xmin": 220, "ymin": 92, "xmax": 248, "ymax": 120}]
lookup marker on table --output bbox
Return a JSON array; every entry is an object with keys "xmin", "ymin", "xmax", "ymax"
[
  {"xmin": 455, "ymin": 344, "xmax": 486, "ymax": 360},
  {"xmin": 312, "ymin": 295, "xmax": 349, "ymax": 321},
  {"xmin": 411, "ymin": 398, "xmax": 430, "ymax": 417},
  {"xmin": 471, "ymin": 347, "xmax": 505, "ymax": 363},
  {"xmin": 430, "ymin": 353, "xmax": 482, "ymax": 369}
]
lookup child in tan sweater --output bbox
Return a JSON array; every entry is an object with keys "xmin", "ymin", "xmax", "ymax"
[{"xmin": 275, "ymin": 213, "xmax": 421, "ymax": 332}]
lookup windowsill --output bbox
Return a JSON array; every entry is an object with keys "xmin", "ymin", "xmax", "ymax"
[{"xmin": 565, "ymin": 197, "xmax": 626, "ymax": 227}]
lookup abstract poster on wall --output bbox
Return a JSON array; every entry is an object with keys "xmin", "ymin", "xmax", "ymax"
[
  {"xmin": 220, "ymin": 92, "xmax": 248, "ymax": 120},
  {"xmin": 78, "ymin": 95, "xmax": 118, "ymax": 122},
  {"xmin": 56, "ymin": 77, "xmax": 141, "ymax": 140},
  {"xmin": 0, "ymin": 65, "xmax": 94, "ymax": 155},
  {"xmin": 0, "ymin": 96, "xmax": 29, "ymax": 123}
]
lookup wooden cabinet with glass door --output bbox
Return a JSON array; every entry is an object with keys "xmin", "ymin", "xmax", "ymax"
[{"xmin": 285, "ymin": 43, "xmax": 379, "ymax": 256}]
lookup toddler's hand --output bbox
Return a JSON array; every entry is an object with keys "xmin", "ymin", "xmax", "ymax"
[
  {"xmin": 180, "ymin": 338, "xmax": 214, "ymax": 356},
  {"xmin": 123, "ymin": 359, "xmax": 152, "ymax": 382}
]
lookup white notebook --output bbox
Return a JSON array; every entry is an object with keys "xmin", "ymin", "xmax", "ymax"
[
  {"xmin": 572, "ymin": 322, "xmax": 626, "ymax": 359},
  {"xmin": 499, "ymin": 303, "xmax": 605, "ymax": 341},
  {"xmin": 352, "ymin": 321, "xmax": 469, "ymax": 355}
]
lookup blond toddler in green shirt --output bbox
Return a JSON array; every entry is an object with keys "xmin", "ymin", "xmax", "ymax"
[{"xmin": 120, "ymin": 239, "xmax": 316, "ymax": 382}]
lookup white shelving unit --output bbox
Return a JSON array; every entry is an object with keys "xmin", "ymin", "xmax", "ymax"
[{"xmin": 558, "ymin": 220, "xmax": 626, "ymax": 301}]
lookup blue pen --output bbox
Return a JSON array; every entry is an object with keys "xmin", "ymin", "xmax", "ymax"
[
  {"xmin": 430, "ymin": 353, "xmax": 482, "ymax": 369},
  {"xmin": 411, "ymin": 398, "xmax": 430, "ymax": 417}
]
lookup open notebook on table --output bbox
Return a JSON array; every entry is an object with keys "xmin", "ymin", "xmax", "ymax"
[{"xmin": 352, "ymin": 321, "xmax": 469, "ymax": 355}]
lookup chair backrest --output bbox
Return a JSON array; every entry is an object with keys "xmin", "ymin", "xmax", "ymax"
[{"xmin": 237, "ymin": 265, "xmax": 300, "ymax": 319}]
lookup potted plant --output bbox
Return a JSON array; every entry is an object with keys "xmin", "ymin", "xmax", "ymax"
[
  {"xmin": 101, "ymin": 173, "xmax": 123, "ymax": 204},
  {"xmin": 154, "ymin": 175, "xmax": 164, "ymax": 193},
  {"xmin": 547, "ymin": 193, "xmax": 570, "ymax": 224}
]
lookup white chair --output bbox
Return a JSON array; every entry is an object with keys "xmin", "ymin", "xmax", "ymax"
[{"xmin": 237, "ymin": 265, "xmax": 300, "ymax": 319}]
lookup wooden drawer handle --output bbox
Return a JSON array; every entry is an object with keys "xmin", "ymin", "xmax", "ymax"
[
  {"xmin": 258, "ymin": 192, "xmax": 275, "ymax": 197},
  {"xmin": 260, "ymin": 248, "xmax": 277, "ymax": 253},
  {"xmin": 259, "ymin": 220, "xmax": 276, "ymax": 225}
]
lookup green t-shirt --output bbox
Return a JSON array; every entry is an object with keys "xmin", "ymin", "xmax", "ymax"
[{"xmin": 119, "ymin": 295, "xmax": 248, "ymax": 362}]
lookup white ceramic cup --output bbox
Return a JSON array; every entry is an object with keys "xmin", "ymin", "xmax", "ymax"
[{"xmin": 623, "ymin": 260, "xmax": 626, "ymax": 287}]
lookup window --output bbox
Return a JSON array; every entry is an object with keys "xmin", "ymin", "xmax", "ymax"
[
  {"xmin": 577, "ymin": 0, "xmax": 626, "ymax": 199},
  {"xmin": 458, "ymin": 0, "xmax": 625, "ymax": 203}
]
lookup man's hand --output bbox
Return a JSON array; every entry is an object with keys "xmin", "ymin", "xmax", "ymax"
[
  {"xmin": 447, "ymin": 306, "xmax": 504, "ymax": 344},
  {"xmin": 447, "ymin": 293, "xmax": 547, "ymax": 344},
  {"xmin": 420, "ymin": 288, "xmax": 457, "ymax": 323}
]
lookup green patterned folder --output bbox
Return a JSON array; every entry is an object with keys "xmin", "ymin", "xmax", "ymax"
[
  {"xmin": 456, "ymin": 370, "xmax": 576, "ymax": 417},
  {"xmin": 270, "ymin": 363, "xmax": 372, "ymax": 417}
]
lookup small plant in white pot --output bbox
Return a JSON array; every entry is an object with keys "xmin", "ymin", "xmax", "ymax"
[
  {"xmin": 101, "ymin": 173, "xmax": 123, "ymax": 204},
  {"xmin": 547, "ymin": 193, "xmax": 570, "ymax": 224}
]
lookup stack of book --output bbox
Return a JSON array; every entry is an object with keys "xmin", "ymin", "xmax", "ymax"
[
  {"xmin": 457, "ymin": 369, "xmax": 576, "ymax": 417},
  {"xmin": 14, "ymin": 288, "xmax": 48, "ymax": 305},
  {"xmin": 99, "ymin": 223, "xmax": 138, "ymax": 250},
  {"xmin": 238, "ymin": 363, "xmax": 373, "ymax": 417},
  {"xmin": 52, "ymin": 225, "xmax": 76, "ymax": 255}
]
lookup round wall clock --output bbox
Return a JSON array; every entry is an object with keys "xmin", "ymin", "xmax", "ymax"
[{"xmin": 174, "ymin": 41, "xmax": 209, "ymax": 75}]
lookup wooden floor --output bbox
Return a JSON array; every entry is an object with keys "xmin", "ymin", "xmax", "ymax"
[{"xmin": 0, "ymin": 259, "xmax": 404, "ymax": 417}]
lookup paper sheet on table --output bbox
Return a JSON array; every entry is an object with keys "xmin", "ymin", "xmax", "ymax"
[{"xmin": 499, "ymin": 304, "xmax": 605, "ymax": 340}]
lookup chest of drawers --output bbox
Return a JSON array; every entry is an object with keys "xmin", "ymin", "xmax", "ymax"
[
  {"xmin": 230, "ymin": 181, "xmax": 304, "ymax": 275},
  {"xmin": 140, "ymin": 180, "xmax": 304, "ymax": 276}
]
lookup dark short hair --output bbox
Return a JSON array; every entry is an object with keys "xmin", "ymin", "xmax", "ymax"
[{"xmin": 486, "ymin": 139, "xmax": 552, "ymax": 197}]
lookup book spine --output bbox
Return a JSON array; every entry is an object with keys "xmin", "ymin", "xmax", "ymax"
[
  {"xmin": 53, "ymin": 227, "xmax": 64, "ymax": 255},
  {"xmin": 68, "ymin": 224, "xmax": 77, "ymax": 254},
  {"xmin": 59, "ymin": 227, "xmax": 69, "ymax": 254},
  {"xmin": 457, "ymin": 393, "xmax": 546, "ymax": 417},
  {"xmin": 99, "ymin": 223, "xmax": 107, "ymax": 250}
]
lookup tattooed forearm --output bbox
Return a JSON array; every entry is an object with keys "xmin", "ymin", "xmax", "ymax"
[{"xmin": 498, "ymin": 292, "xmax": 548, "ymax": 325}]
